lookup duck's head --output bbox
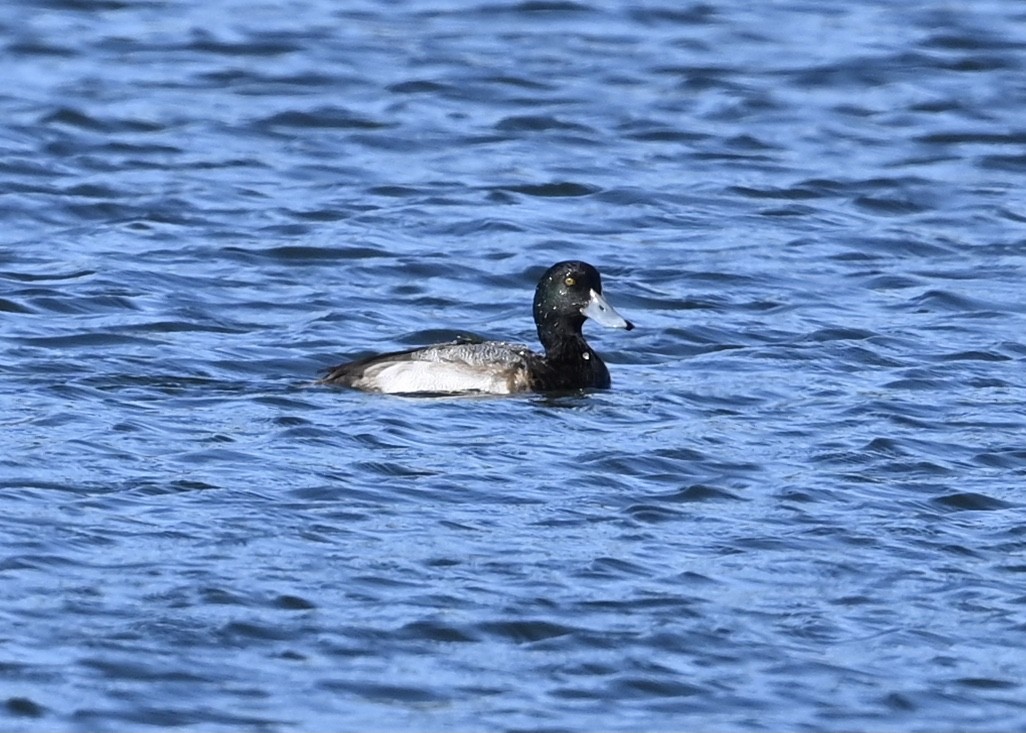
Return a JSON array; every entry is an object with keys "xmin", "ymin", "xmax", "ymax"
[{"xmin": 532, "ymin": 261, "xmax": 634, "ymax": 346}]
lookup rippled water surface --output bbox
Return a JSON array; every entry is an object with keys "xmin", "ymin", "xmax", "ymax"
[{"xmin": 3, "ymin": 0, "xmax": 1026, "ymax": 730}]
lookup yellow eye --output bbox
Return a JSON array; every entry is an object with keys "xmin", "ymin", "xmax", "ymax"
[{"xmin": 564, "ymin": 276, "xmax": 576, "ymax": 287}]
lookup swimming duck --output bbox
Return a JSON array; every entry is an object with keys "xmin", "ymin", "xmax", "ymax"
[{"xmin": 320, "ymin": 260, "xmax": 634, "ymax": 395}]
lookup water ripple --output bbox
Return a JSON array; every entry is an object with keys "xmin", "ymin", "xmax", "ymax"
[{"xmin": 3, "ymin": 0, "xmax": 1026, "ymax": 731}]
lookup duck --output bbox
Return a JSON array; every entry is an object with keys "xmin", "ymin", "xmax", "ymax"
[{"xmin": 320, "ymin": 260, "xmax": 634, "ymax": 395}]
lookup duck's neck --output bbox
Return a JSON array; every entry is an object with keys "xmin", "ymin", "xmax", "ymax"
[
  {"xmin": 537, "ymin": 315, "xmax": 586, "ymax": 359},
  {"xmin": 542, "ymin": 331, "xmax": 591, "ymax": 363},
  {"xmin": 535, "ymin": 327, "xmax": 610, "ymax": 389}
]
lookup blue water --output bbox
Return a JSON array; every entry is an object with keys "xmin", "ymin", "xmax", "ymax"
[{"xmin": 3, "ymin": 0, "xmax": 1026, "ymax": 730}]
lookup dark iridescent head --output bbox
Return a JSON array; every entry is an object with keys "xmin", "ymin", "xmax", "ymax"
[{"xmin": 532, "ymin": 261, "xmax": 633, "ymax": 348}]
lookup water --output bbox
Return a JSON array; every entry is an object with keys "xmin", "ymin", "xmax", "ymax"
[{"xmin": 2, "ymin": 0, "xmax": 1026, "ymax": 730}]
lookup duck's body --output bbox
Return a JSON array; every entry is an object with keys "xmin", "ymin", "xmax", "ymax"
[
  {"xmin": 324, "ymin": 338, "xmax": 539, "ymax": 395},
  {"xmin": 320, "ymin": 261, "xmax": 633, "ymax": 396}
]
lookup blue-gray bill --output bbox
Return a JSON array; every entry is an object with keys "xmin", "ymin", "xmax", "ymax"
[{"xmin": 581, "ymin": 289, "xmax": 635, "ymax": 331}]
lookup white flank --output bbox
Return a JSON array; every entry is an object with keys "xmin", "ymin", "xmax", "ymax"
[{"xmin": 354, "ymin": 361, "xmax": 516, "ymax": 395}]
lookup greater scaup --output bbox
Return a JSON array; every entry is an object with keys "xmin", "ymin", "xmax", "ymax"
[{"xmin": 320, "ymin": 260, "xmax": 634, "ymax": 395}]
